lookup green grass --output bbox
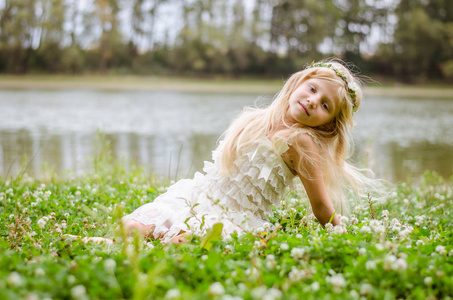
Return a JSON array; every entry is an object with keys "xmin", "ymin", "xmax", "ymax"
[{"xmin": 1, "ymin": 148, "xmax": 453, "ymax": 299}]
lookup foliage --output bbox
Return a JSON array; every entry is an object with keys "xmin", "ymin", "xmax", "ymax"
[
  {"xmin": 0, "ymin": 0, "xmax": 452, "ymax": 81},
  {"xmin": 1, "ymin": 153, "xmax": 453, "ymax": 299}
]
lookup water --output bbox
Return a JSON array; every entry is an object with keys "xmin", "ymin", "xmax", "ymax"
[{"xmin": 1, "ymin": 88, "xmax": 452, "ymax": 182}]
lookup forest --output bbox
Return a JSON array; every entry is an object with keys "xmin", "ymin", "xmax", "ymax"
[{"xmin": 0, "ymin": 0, "xmax": 452, "ymax": 82}]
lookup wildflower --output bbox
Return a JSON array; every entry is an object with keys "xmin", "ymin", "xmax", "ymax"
[
  {"xmin": 325, "ymin": 223, "xmax": 333, "ymax": 233},
  {"xmin": 375, "ymin": 244, "xmax": 384, "ymax": 251},
  {"xmin": 7, "ymin": 272, "xmax": 22, "ymax": 287},
  {"xmin": 37, "ymin": 218, "xmax": 47, "ymax": 229},
  {"xmin": 383, "ymin": 255, "xmax": 397, "ymax": 271},
  {"xmin": 365, "ymin": 260, "xmax": 376, "ymax": 270},
  {"xmin": 71, "ymin": 285, "xmax": 86, "ymax": 299},
  {"xmin": 381, "ymin": 210, "xmax": 389, "ymax": 218},
  {"xmin": 311, "ymin": 281, "xmax": 320, "ymax": 291},
  {"xmin": 34, "ymin": 268, "xmax": 45, "ymax": 277},
  {"xmin": 393, "ymin": 258, "xmax": 408, "ymax": 271},
  {"xmin": 358, "ymin": 248, "xmax": 366, "ymax": 256},
  {"xmin": 332, "ymin": 225, "xmax": 345, "ymax": 235},
  {"xmin": 280, "ymin": 243, "xmax": 289, "ymax": 251},
  {"xmin": 360, "ymin": 225, "xmax": 371, "ymax": 233},
  {"xmin": 424, "ymin": 277, "xmax": 433, "ymax": 286},
  {"xmin": 208, "ymin": 282, "xmax": 225, "ymax": 296},
  {"xmin": 296, "ymin": 233, "xmax": 303, "ymax": 239},
  {"xmin": 263, "ymin": 222, "xmax": 271, "ymax": 229},
  {"xmin": 165, "ymin": 288, "xmax": 181, "ymax": 299},
  {"xmin": 399, "ymin": 229, "xmax": 411, "ymax": 239},
  {"xmin": 360, "ymin": 283, "xmax": 373, "ymax": 295},
  {"xmin": 251, "ymin": 286, "xmax": 267, "ymax": 299},
  {"xmin": 416, "ymin": 240, "xmax": 424, "ymax": 246},
  {"xmin": 340, "ymin": 216, "xmax": 349, "ymax": 225},
  {"xmin": 263, "ymin": 288, "xmax": 282, "ymax": 300},
  {"xmin": 328, "ymin": 274, "xmax": 346, "ymax": 292},
  {"xmin": 291, "ymin": 247, "xmax": 305, "ymax": 260},
  {"xmin": 104, "ymin": 258, "xmax": 116, "ymax": 273},
  {"xmin": 350, "ymin": 217, "xmax": 358, "ymax": 225},
  {"xmin": 288, "ymin": 268, "xmax": 308, "ymax": 282},
  {"xmin": 436, "ymin": 245, "xmax": 446, "ymax": 255},
  {"xmin": 374, "ymin": 226, "xmax": 386, "ymax": 235}
]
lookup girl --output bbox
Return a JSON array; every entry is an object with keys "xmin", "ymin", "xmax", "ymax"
[{"xmin": 79, "ymin": 59, "xmax": 372, "ymax": 245}]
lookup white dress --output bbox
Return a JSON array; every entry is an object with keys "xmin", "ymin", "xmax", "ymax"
[{"xmin": 122, "ymin": 138, "xmax": 297, "ymax": 243}]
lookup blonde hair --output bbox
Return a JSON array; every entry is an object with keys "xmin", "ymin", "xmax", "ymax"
[{"xmin": 219, "ymin": 59, "xmax": 375, "ymax": 215}]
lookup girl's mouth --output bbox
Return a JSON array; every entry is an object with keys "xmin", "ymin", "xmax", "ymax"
[{"xmin": 299, "ymin": 103, "xmax": 310, "ymax": 116}]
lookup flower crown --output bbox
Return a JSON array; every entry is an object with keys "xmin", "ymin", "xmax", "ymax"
[{"xmin": 307, "ymin": 62, "xmax": 358, "ymax": 112}]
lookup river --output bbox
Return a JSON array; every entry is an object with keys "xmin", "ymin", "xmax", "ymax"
[{"xmin": 1, "ymin": 88, "xmax": 452, "ymax": 182}]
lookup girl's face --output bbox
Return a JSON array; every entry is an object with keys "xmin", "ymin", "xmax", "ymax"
[{"xmin": 286, "ymin": 78, "xmax": 341, "ymax": 128}]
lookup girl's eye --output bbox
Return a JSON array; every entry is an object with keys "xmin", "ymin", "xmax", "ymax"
[
  {"xmin": 309, "ymin": 86, "xmax": 315, "ymax": 93},
  {"xmin": 322, "ymin": 103, "xmax": 329, "ymax": 110}
]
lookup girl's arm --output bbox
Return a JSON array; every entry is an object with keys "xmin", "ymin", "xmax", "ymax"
[{"xmin": 287, "ymin": 133, "xmax": 340, "ymax": 227}]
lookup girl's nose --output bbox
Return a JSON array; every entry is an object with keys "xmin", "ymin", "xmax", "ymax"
[{"xmin": 307, "ymin": 97, "xmax": 318, "ymax": 108}]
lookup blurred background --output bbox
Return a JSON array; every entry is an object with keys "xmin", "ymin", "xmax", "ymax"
[{"xmin": 0, "ymin": 0, "xmax": 452, "ymax": 182}]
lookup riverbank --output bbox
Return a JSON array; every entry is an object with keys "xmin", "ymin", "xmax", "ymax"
[{"xmin": 1, "ymin": 74, "xmax": 453, "ymax": 98}]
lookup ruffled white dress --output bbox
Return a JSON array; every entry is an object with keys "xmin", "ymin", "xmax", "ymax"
[{"xmin": 122, "ymin": 138, "xmax": 297, "ymax": 242}]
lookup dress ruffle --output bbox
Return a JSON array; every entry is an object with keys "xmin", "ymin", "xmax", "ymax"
[{"xmin": 122, "ymin": 138, "xmax": 296, "ymax": 243}]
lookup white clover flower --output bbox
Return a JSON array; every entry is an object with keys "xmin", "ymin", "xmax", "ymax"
[
  {"xmin": 339, "ymin": 216, "xmax": 349, "ymax": 225},
  {"xmin": 280, "ymin": 243, "xmax": 289, "ymax": 251},
  {"xmin": 328, "ymin": 274, "xmax": 346, "ymax": 291},
  {"xmin": 424, "ymin": 277, "xmax": 433, "ymax": 286},
  {"xmin": 358, "ymin": 248, "xmax": 366, "ymax": 255},
  {"xmin": 290, "ymin": 247, "xmax": 305, "ymax": 260},
  {"xmin": 104, "ymin": 258, "xmax": 116, "ymax": 273},
  {"xmin": 37, "ymin": 218, "xmax": 47, "ymax": 229},
  {"xmin": 333, "ymin": 225, "xmax": 345, "ymax": 235},
  {"xmin": 208, "ymin": 282, "xmax": 225, "ymax": 296},
  {"xmin": 383, "ymin": 255, "xmax": 397, "ymax": 271},
  {"xmin": 7, "ymin": 272, "xmax": 22, "ymax": 287},
  {"xmin": 381, "ymin": 210, "xmax": 389, "ymax": 218},
  {"xmin": 296, "ymin": 233, "xmax": 303, "ymax": 239},
  {"xmin": 416, "ymin": 240, "xmax": 424, "ymax": 246},
  {"xmin": 375, "ymin": 243, "xmax": 384, "ymax": 251},
  {"xmin": 288, "ymin": 268, "xmax": 307, "ymax": 282},
  {"xmin": 360, "ymin": 283, "xmax": 373, "ymax": 295},
  {"xmin": 165, "ymin": 288, "xmax": 181, "ymax": 300},
  {"xmin": 350, "ymin": 217, "xmax": 358, "ymax": 225},
  {"xmin": 251, "ymin": 286, "xmax": 267, "ymax": 299},
  {"xmin": 393, "ymin": 258, "xmax": 408, "ymax": 271},
  {"xmin": 374, "ymin": 226, "xmax": 386, "ymax": 235},
  {"xmin": 436, "ymin": 245, "xmax": 446, "ymax": 255},
  {"xmin": 263, "ymin": 222, "xmax": 271, "ymax": 229},
  {"xmin": 369, "ymin": 219, "xmax": 381, "ymax": 229},
  {"xmin": 399, "ymin": 229, "xmax": 411, "ymax": 239},
  {"xmin": 311, "ymin": 281, "xmax": 320, "ymax": 291},
  {"xmin": 263, "ymin": 288, "xmax": 282, "ymax": 300},
  {"xmin": 365, "ymin": 260, "xmax": 376, "ymax": 270},
  {"xmin": 70, "ymin": 285, "xmax": 86, "ymax": 299},
  {"xmin": 360, "ymin": 225, "xmax": 371, "ymax": 233},
  {"xmin": 34, "ymin": 268, "xmax": 45, "ymax": 277},
  {"xmin": 325, "ymin": 223, "xmax": 333, "ymax": 233}
]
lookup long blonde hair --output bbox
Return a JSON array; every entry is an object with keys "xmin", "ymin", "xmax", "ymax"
[{"xmin": 219, "ymin": 59, "xmax": 374, "ymax": 215}]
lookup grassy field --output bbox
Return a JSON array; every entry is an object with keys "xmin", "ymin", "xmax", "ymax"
[
  {"xmin": 1, "ymin": 148, "xmax": 453, "ymax": 299},
  {"xmin": 1, "ymin": 74, "xmax": 453, "ymax": 98}
]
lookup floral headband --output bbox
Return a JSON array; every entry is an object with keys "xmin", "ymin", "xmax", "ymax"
[{"xmin": 307, "ymin": 62, "xmax": 358, "ymax": 112}]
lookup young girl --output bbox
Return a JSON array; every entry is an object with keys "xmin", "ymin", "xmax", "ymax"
[{"xmin": 79, "ymin": 59, "xmax": 372, "ymax": 245}]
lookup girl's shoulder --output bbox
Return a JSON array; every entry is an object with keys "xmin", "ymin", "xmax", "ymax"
[{"xmin": 287, "ymin": 129, "xmax": 320, "ymax": 152}]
